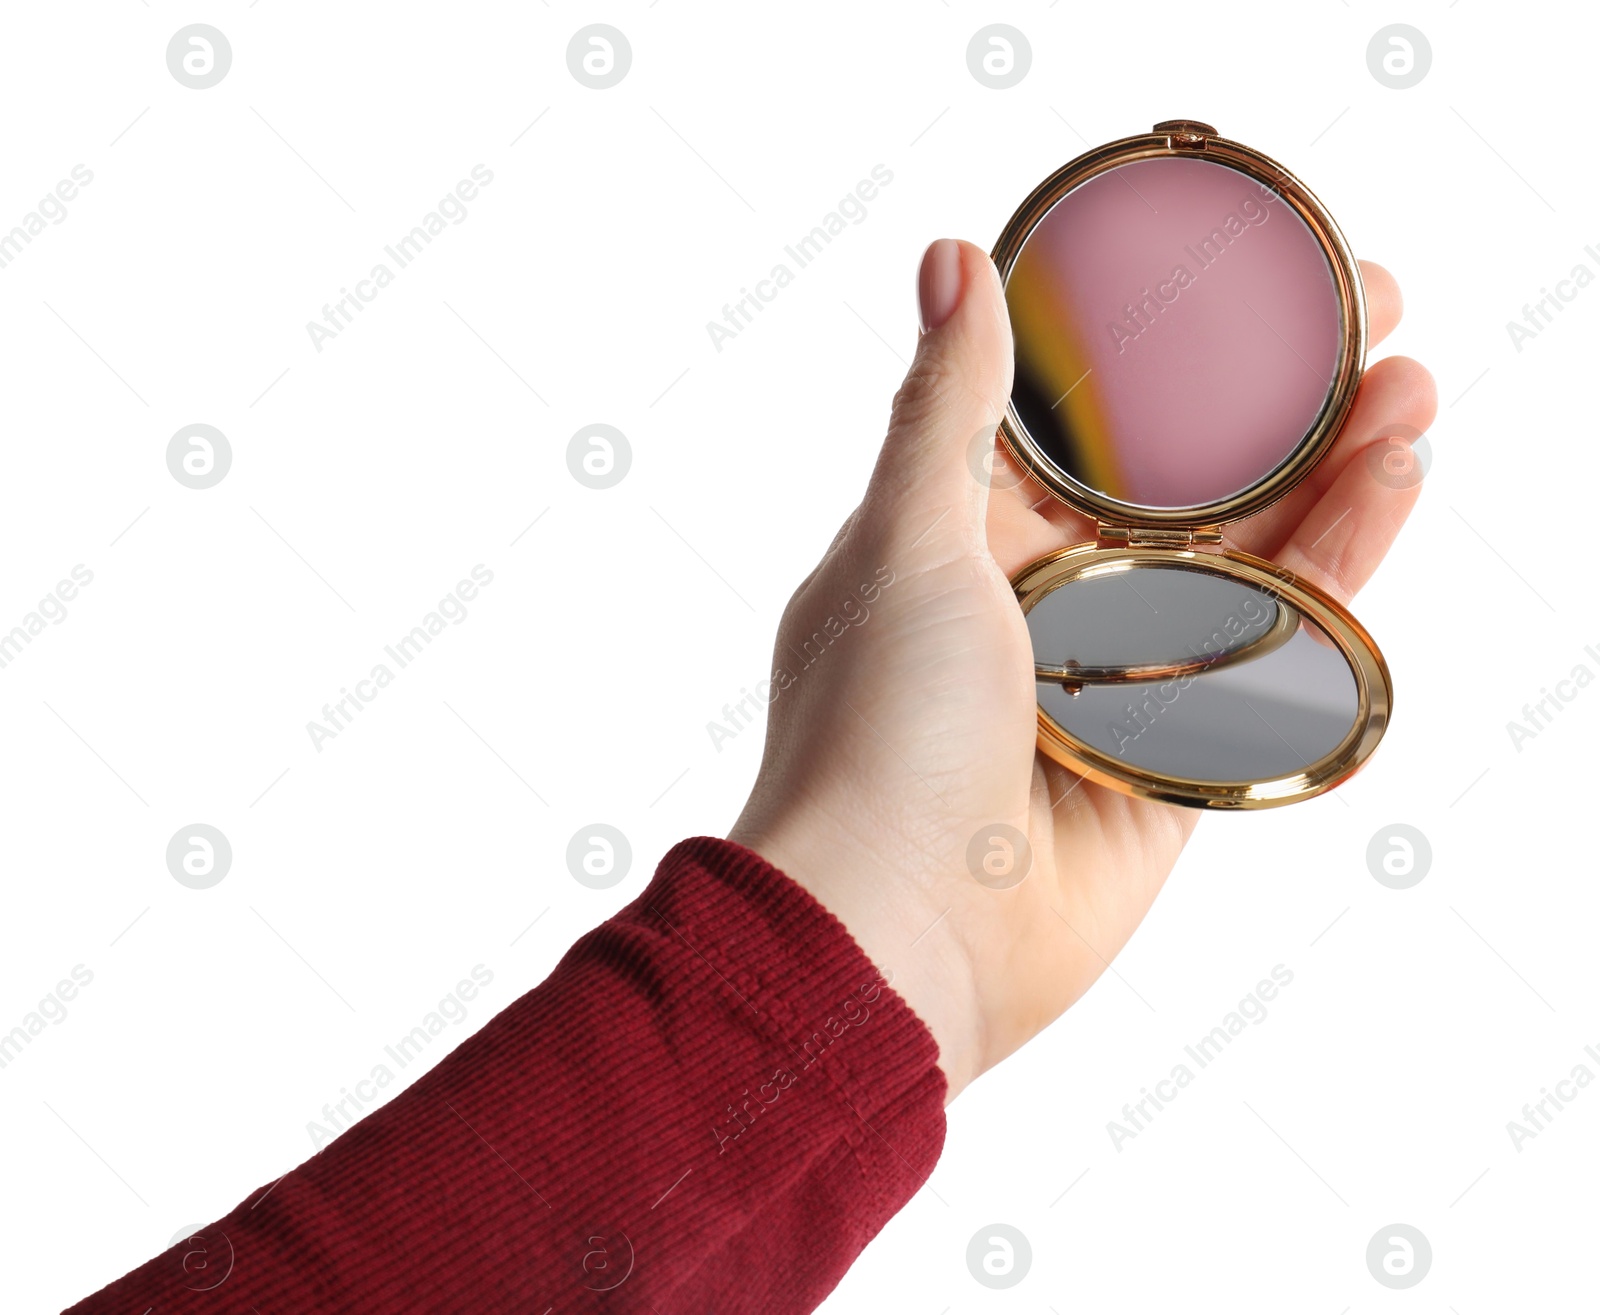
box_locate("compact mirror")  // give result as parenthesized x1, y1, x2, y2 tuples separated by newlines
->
(996, 123, 1389, 808)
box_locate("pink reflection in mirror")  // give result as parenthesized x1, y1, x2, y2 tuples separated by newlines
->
(1006, 155, 1343, 510)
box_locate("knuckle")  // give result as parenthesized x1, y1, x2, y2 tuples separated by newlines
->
(889, 356, 955, 431)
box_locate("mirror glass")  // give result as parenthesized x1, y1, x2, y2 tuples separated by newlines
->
(1028, 562, 1361, 784)
(1026, 564, 1285, 680)
(1006, 154, 1342, 511)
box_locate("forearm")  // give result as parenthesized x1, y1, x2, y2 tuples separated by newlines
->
(68, 839, 946, 1313)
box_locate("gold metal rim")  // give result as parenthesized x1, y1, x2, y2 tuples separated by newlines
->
(1012, 544, 1392, 810)
(991, 127, 1369, 529)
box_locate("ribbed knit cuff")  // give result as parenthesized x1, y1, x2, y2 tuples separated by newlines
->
(625, 837, 948, 1211)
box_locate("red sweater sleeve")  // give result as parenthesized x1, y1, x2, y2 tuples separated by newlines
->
(67, 838, 947, 1313)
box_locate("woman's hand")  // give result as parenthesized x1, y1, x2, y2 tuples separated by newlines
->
(728, 239, 1435, 1101)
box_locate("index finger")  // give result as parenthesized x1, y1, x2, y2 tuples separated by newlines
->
(1361, 259, 1402, 348)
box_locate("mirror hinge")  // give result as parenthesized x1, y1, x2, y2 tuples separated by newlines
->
(1152, 119, 1215, 149)
(1098, 523, 1224, 549)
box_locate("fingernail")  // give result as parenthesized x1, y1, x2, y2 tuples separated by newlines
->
(917, 238, 964, 334)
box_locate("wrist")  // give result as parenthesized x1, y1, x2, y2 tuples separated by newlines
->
(729, 816, 986, 1103)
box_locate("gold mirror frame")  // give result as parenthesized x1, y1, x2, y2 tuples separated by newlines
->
(990, 122, 1369, 530)
(1012, 544, 1393, 810)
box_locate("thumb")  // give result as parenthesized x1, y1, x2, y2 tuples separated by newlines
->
(864, 239, 1015, 544)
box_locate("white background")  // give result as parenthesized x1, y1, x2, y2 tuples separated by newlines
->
(1, 2, 1595, 1311)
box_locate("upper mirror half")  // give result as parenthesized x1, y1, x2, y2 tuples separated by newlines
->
(1005, 155, 1343, 512)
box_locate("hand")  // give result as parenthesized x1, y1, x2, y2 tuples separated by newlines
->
(728, 239, 1435, 1101)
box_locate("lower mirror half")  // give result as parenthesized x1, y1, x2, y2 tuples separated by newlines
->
(1017, 548, 1390, 807)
